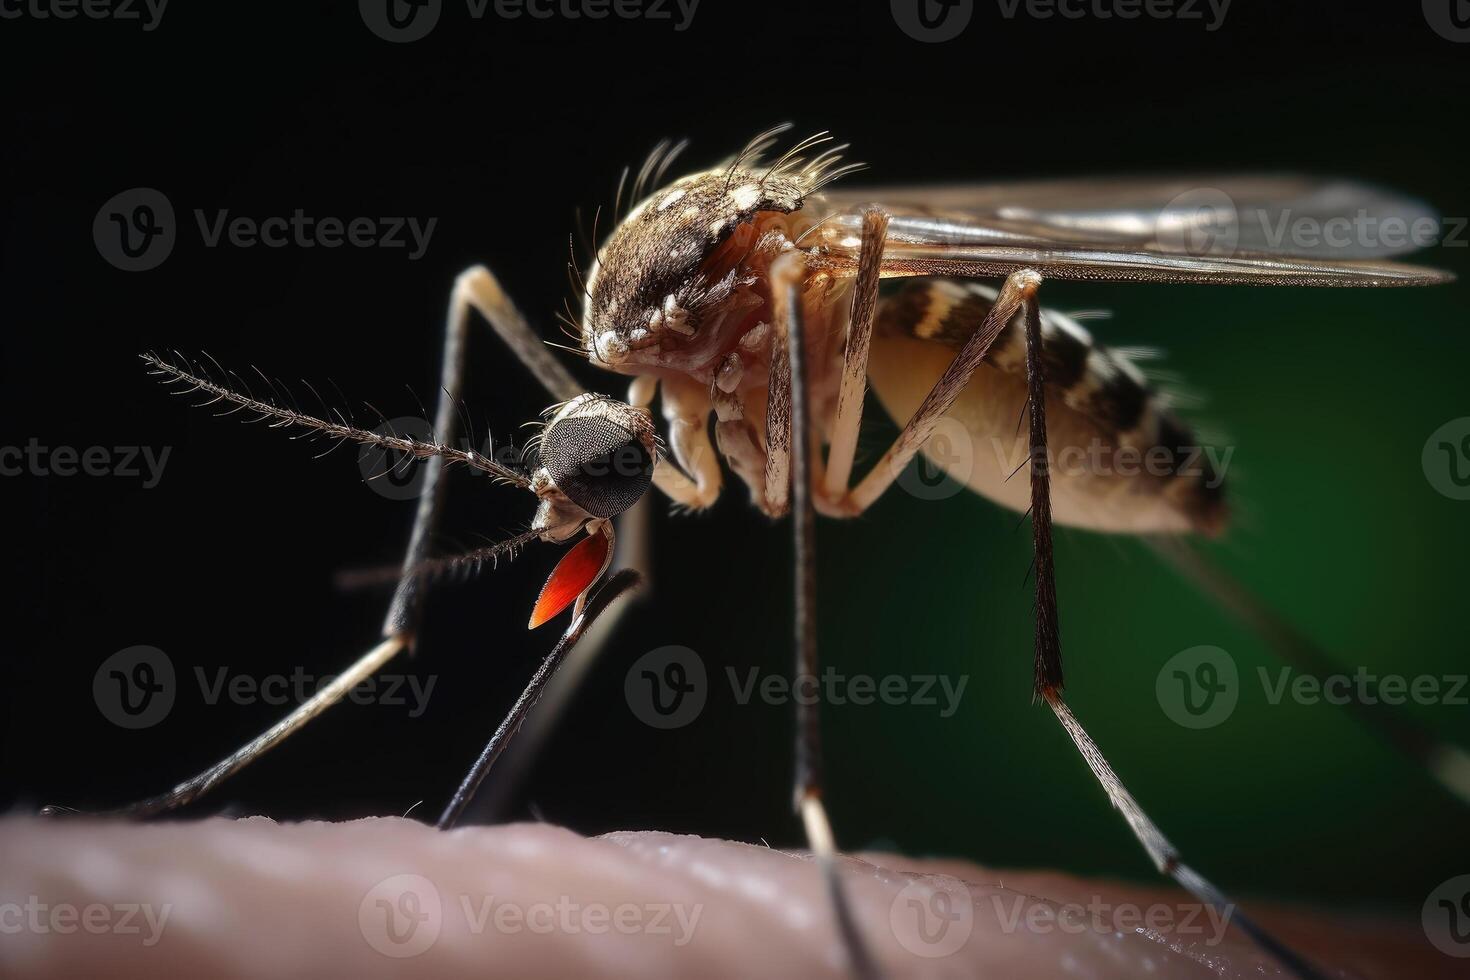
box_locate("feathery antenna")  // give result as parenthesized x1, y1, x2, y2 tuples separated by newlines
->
(141, 351, 531, 489)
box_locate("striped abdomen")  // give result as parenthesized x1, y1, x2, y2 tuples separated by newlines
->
(866, 279, 1227, 536)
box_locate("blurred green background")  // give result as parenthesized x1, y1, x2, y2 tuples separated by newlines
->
(6, 0, 1467, 924)
(819, 268, 1470, 908)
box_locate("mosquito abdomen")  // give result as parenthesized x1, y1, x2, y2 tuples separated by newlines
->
(868, 279, 1228, 536)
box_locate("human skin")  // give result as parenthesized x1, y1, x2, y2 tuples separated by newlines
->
(0, 816, 1451, 979)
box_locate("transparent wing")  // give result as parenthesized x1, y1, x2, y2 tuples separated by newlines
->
(811, 176, 1453, 287)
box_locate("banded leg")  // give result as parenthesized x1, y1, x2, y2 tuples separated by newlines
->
(796, 261, 1331, 977)
(1014, 289, 1330, 980)
(424, 285, 688, 823)
(380, 270, 680, 823)
(62, 267, 502, 817)
(41, 635, 409, 819)
(439, 565, 641, 829)
(56, 266, 595, 818)
(820, 207, 889, 503)
(834, 269, 1043, 516)
(771, 253, 881, 980)
(465, 497, 655, 824)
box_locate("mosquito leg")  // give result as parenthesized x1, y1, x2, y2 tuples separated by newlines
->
(61, 268, 508, 817)
(383, 268, 494, 640)
(459, 264, 705, 509)
(764, 303, 793, 517)
(1147, 535, 1470, 807)
(820, 208, 889, 504)
(1016, 290, 1330, 980)
(464, 497, 655, 824)
(659, 376, 723, 509)
(57, 264, 583, 819)
(840, 268, 1042, 515)
(434, 292, 700, 823)
(772, 253, 881, 980)
(630, 376, 707, 508)
(40, 635, 409, 819)
(438, 568, 641, 830)
(451, 264, 584, 402)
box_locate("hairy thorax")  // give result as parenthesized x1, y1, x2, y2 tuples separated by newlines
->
(581, 168, 854, 510)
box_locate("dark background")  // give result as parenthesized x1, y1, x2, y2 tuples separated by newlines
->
(4, 0, 1468, 921)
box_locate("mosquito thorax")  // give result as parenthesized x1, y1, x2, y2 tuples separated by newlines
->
(528, 394, 658, 539)
(581, 168, 821, 382)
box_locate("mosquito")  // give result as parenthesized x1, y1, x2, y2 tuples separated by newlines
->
(59, 125, 1460, 980)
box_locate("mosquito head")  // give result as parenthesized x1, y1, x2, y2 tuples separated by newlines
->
(577, 128, 864, 374)
(527, 394, 658, 540)
(580, 166, 809, 375)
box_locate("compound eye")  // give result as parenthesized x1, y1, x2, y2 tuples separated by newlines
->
(540, 415, 653, 518)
